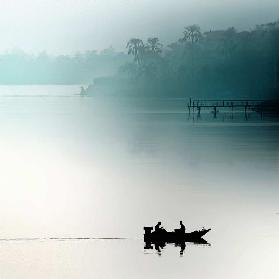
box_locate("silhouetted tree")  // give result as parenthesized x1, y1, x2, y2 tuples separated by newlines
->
(126, 38, 145, 64)
(146, 37, 163, 55)
(181, 24, 202, 44)
(179, 25, 202, 81)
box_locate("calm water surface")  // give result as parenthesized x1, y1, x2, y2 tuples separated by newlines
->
(0, 85, 278, 279)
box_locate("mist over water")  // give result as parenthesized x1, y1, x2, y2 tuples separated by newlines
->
(0, 86, 278, 278)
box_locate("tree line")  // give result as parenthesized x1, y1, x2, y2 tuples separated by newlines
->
(2, 19, 279, 100)
(115, 21, 279, 98)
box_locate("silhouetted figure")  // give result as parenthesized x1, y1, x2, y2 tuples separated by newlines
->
(154, 241, 166, 256)
(154, 242, 161, 255)
(179, 221, 186, 233)
(80, 86, 86, 96)
(155, 222, 162, 232)
(180, 241, 186, 256)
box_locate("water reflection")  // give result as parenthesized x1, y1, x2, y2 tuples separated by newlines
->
(144, 239, 210, 256)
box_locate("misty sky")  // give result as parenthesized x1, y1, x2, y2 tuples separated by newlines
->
(1, 0, 279, 54)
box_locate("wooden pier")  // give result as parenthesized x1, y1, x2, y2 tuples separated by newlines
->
(187, 98, 279, 119)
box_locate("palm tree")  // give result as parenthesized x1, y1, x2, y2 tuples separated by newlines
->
(146, 37, 163, 55)
(180, 25, 202, 82)
(181, 25, 202, 44)
(126, 38, 145, 64)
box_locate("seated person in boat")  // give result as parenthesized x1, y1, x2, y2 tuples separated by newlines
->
(179, 221, 186, 233)
(155, 222, 162, 232)
(154, 222, 167, 234)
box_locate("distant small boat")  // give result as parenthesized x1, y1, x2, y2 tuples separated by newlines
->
(144, 226, 211, 243)
(80, 86, 87, 96)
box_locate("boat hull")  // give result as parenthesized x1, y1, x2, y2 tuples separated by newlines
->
(144, 228, 211, 244)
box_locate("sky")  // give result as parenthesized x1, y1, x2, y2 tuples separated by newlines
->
(0, 0, 279, 54)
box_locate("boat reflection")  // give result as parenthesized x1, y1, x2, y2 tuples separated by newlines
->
(144, 238, 210, 256)
(143, 225, 211, 256)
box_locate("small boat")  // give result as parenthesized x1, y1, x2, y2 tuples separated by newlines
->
(144, 226, 211, 243)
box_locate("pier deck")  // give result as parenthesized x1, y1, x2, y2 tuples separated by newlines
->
(187, 98, 278, 119)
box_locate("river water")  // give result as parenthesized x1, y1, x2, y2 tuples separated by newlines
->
(0, 85, 278, 279)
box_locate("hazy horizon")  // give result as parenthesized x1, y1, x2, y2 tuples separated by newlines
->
(1, 0, 279, 55)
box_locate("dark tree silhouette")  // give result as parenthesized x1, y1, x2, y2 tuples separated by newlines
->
(179, 25, 202, 81)
(146, 37, 163, 55)
(181, 24, 202, 44)
(126, 38, 145, 64)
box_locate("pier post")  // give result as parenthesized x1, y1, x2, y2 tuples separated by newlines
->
(197, 106, 201, 118)
(187, 98, 192, 115)
(245, 102, 248, 120)
(213, 106, 217, 118)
